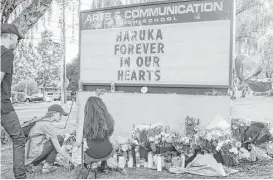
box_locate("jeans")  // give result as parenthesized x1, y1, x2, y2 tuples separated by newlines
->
(1, 111, 27, 179)
(32, 135, 64, 166)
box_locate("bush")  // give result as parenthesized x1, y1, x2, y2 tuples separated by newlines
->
(11, 91, 26, 102)
(16, 92, 26, 102)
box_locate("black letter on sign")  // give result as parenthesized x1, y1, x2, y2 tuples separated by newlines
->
(158, 43, 164, 53)
(139, 70, 145, 81)
(156, 29, 163, 40)
(136, 57, 143, 67)
(116, 32, 122, 42)
(146, 70, 152, 81)
(118, 70, 123, 80)
(128, 44, 134, 54)
(155, 70, 160, 81)
(114, 45, 120, 55)
(131, 71, 137, 81)
(124, 31, 129, 41)
(154, 56, 160, 67)
(148, 29, 154, 40)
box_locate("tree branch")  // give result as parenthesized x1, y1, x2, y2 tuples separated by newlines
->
(1, 0, 26, 23)
(236, 1, 259, 16)
(12, 0, 53, 37)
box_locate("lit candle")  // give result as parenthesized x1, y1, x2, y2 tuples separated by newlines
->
(148, 152, 153, 168)
(157, 154, 162, 172)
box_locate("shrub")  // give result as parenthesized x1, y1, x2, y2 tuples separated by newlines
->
(16, 92, 26, 102)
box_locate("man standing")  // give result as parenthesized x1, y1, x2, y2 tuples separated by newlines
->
(1, 24, 26, 179)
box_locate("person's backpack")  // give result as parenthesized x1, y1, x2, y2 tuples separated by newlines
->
(21, 116, 39, 138)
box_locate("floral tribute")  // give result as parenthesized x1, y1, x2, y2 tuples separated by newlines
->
(54, 117, 273, 171)
(185, 116, 200, 137)
(231, 118, 251, 142)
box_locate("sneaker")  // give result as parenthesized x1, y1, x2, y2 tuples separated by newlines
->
(41, 165, 58, 174)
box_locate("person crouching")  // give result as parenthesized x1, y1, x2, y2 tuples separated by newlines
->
(82, 96, 115, 172)
(25, 104, 75, 174)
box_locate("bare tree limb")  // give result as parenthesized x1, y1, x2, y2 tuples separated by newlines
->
(236, 0, 260, 16)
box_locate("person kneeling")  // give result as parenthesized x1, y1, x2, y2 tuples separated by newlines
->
(25, 104, 75, 174)
(82, 96, 115, 172)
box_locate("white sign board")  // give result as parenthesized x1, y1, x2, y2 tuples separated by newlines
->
(80, 0, 233, 88)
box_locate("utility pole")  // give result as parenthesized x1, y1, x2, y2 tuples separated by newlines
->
(61, 0, 67, 104)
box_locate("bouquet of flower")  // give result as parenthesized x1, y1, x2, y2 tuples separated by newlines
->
(148, 132, 173, 153)
(185, 116, 200, 137)
(216, 139, 241, 165)
(231, 118, 251, 142)
(114, 136, 131, 155)
(64, 130, 76, 145)
(172, 133, 194, 156)
(132, 124, 151, 150)
(191, 128, 233, 154)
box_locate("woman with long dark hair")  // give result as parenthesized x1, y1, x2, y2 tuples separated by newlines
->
(82, 96, 115, 171)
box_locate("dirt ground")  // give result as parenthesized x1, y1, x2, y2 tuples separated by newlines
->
(1, 96, 273, 179)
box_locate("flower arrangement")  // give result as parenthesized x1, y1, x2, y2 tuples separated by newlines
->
(172, 134, 194, 156)
(132, 123, 170, 152)
(185, 116, 200, 137)
(216, 139, 241, 165)
(64, 131, 76, 146)
(132, 124, 151, 150)
(149, 132, 174, 153)
(114, 136, 137, 155)
(231, 118, 251, 142)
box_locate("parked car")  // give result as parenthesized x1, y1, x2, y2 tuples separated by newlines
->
(25, 93, 43, 102)
(53, 92, 75, 101)
(45, 92, 54, 102)
(53, 93, 61, 101)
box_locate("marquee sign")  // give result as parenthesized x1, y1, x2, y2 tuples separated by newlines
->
(79, 0, 233, 88)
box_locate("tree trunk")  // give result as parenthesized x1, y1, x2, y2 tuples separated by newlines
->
(11, 0, 53, 37)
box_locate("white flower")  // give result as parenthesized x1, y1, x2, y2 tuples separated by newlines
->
(205, 133, 212, 141)
(216, 146, 221, 151)
(229, 148, 234, 153)
(236, 141, 242, 148)
(151, 123, 163, 129)
(121, 144, 128, 152)
(149, 137, 155, 142)
(133, 140, 139, 145)
(161, 132, 165, 136)
(218, 141, 224, 147)
(233, 148, 239, 154)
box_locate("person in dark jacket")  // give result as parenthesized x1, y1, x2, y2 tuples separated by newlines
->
(1, 24, 26, 179)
